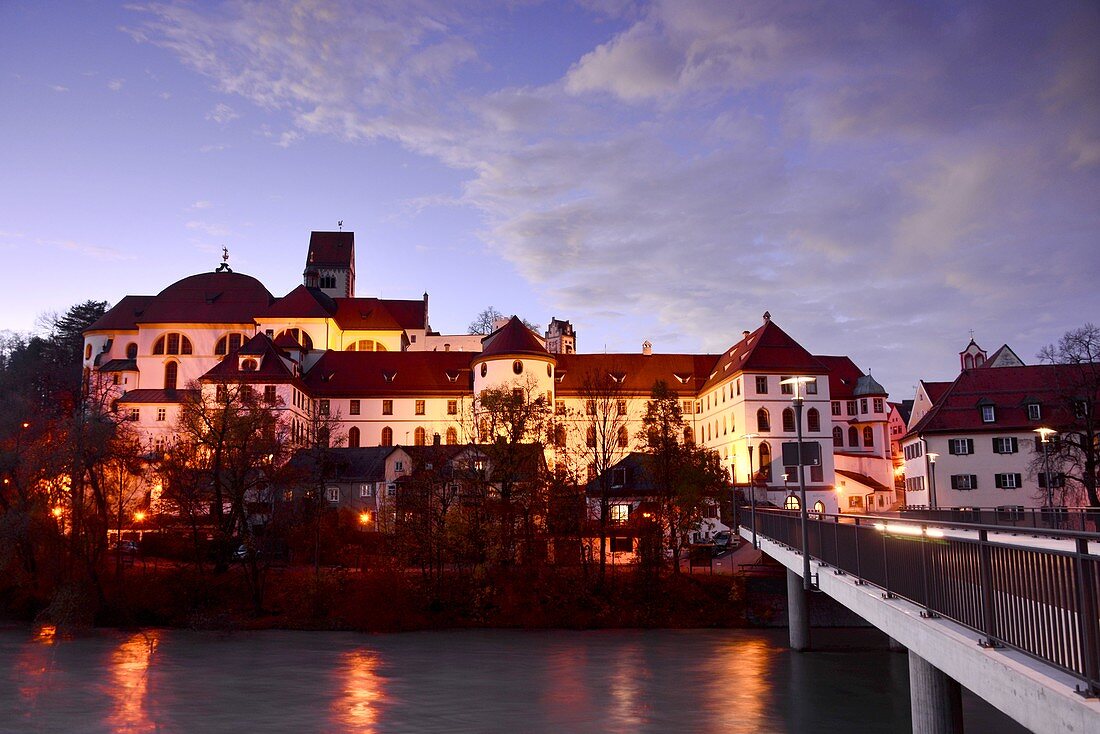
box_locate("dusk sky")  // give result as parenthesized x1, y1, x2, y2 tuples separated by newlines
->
(2, 0, 1097, 398)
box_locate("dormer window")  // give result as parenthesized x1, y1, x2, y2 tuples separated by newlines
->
(383, 370, 397, 383)
(981, 405, 996, 423)
(240, 358, 258, 372)
(612, 468, 627, 487)
(1027, 403, 1041, 421)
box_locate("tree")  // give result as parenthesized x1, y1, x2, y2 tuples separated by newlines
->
(468, 307, 539, 336)
(577, 365, 631, 586)
(1036, 324, 1100, 509)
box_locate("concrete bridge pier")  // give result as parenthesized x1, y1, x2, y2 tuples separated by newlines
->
(888, 636, 906, 652)
(908, 651, 963, 734)
(786, 569, 810, 651)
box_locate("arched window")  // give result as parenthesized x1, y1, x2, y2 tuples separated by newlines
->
(807, 408, 820, 433)
(164, 361, 178, 391)
(784, 494, 800, 510)
(864, 426, 874, 446)
(513, 360, 523, 375)
(782, 408, 796, 432)
(833, 426, 844, 447)
(381, 427, 393, 447)
(480, 363, 488, 378)
(479, 419, 489, 442)
(758, 442, 772, 481)
(813, 500, 826, 514)
(215, 333, 244, 356)
(240, 358, 258, 372)
(617, 425, 629, 448)
(84, 344, 92, 360)
(757, 408, 770, 432)
(318, 427, 330, 448)
(964, 354, 974, 369)
(848, 426, 860, 447)
(126, 343, 138, 360)
(154, 333, 193, 356)
(446, 427, 458, 445)
(683, 426, 694, 445)
(414, 427, 426, 446)
(276, 328, 313, 350)
(348, 427, 360, 448)
(345, 339, 387, 352)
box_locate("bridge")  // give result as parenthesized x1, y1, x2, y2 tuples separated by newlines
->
(739, 508, 1100, 734)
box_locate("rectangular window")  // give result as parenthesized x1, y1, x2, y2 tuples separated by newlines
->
(156, 408, 166, 422)
(387, 483, 396, 497)
(847, 401, 858, 416)
(382, 400, 393, 415)
(216, 384, 228, 402)
(992, 437, 1018, 454)
(1038, 473, 1065, 488)
(805, 379, 818, 395)
(949, 438, 973, 455)
(350, 399, 361, 415)
(682, 400, 693, 415)
(394, 461, 404, 472)
(1027, 403, 1041, 421)
(995, 473, 1022, 489)
(415, 400, 425, 415)
(360, 484, 375, 498)
(810, 465, 823, 483)
(873, 398, 884, 413)
(128, 408, 140, 422)
(860, 398, 869, 413)
(780, 376, 792, 395)
(447, 399, 457, 415)
(319, 399, 330, 416)
(610, 504, 630, 523)
(831, 402, 841, 416)
(848, 496, 864, 509)
(610, 536, 632, 553)
(327, 487, 340, 502)
(617, 399, 627, 416)
(755, 376, 768, 394)
(555, 400, 565, 415)
(586, 400, 596, 415)
(167, 333, 179, 355)
(981, 405, 996, 423)
(695, 401, 701, 414)
(950, 474, 978, 490)
(264, 385, 277, 404)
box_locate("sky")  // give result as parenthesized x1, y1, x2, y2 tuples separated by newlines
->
(1, 0, 1097, 399)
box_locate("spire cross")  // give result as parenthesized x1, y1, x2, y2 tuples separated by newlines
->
(222, 246, 229, 264)
(338, 220, 343, 231)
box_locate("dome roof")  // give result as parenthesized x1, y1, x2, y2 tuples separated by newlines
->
(138, 270, 274, 325)
(476, 316, 550, 360)
(853, 373, 887, 397)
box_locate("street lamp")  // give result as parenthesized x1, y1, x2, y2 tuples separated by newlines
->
(741, 433, 759, 548)
(1035, 428, 1056, 509)
(925, 452, 939, 511)
(780, 376, 815, 592)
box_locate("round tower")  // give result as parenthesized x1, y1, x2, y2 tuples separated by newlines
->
(471, 316, 556, 401)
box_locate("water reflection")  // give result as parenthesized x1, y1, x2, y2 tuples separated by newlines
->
(608, 639, 647, 731)
(705, 635, 775, 731)
(106, 630, 160, 733)
(334, 648, 384, 730)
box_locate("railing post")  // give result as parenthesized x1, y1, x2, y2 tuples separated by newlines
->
(853, 516, 865, 585)
(881, 525, 895, 599)
(817, 514, 827, 568)
(833, 515, 844, 576)
(920, 524, 938, 618)
(1073, 537, 1100, 697)
(977, 528, 1001, 649)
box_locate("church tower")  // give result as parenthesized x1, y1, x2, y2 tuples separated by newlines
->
(959, 338, 987, 370)
(544, 317, 576, 354)
(303, 231, 355, 298)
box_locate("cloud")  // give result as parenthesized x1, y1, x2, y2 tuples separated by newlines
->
(40, 238, 134, 261)
(205, 102, 239, 123)
(185, 220, 232, 238)
(107, 78, 124, 91)
(50, 85, 69, 93)
(128, 0, 1100, 394)
(189, 200, 213, 210)
(198, 143, 229, 153)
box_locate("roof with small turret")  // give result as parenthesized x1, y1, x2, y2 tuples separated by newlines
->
(477, 316, 550, 359)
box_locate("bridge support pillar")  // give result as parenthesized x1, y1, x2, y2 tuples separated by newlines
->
(888, 636, 906, 652)
(908, 651, 963, 734)
(786, 569, 809, 651)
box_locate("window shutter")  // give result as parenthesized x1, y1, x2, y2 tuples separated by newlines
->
(948, 442, 957, 455)
(1013, 473, 1022, 487)
(995, 474, 1003, 488)
(966, 439, 974, 454)
(970, 474, 978, 489)
(992, 437, 1001, 454)
(950, 475, 959, 490)
(1010, 437, 1018, 453)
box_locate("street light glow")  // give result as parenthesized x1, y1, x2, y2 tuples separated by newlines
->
(927, 452, 939, 464)
(133, 511, 146, 522)
(1034, 427, 1056, 441)
(358, 511, 372, 525)
(51, 507, 63, 518)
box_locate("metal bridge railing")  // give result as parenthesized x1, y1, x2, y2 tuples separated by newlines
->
(899, 505, 1100, 534)
(744, 508, 1100, 697)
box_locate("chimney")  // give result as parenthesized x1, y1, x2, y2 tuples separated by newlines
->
(642, 340, 653, 356)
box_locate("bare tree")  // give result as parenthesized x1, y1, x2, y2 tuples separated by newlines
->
(468, 307, 540, 336)
(1036, 324, 1100, 509)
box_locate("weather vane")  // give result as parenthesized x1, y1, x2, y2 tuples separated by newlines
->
(338, 220, 343, 231)
(216, 245, 232, 273)
(222, 246, 230, 263)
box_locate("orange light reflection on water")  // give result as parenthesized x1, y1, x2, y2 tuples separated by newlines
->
(335, 649, 384, 730)
(106, 631, 160, 733)
(608, 641, 647, 731)
(705, 636, 775, 730)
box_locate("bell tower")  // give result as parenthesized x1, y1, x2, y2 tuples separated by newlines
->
(304, 231, 355, 298)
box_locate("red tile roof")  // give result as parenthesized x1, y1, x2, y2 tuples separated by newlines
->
(478, 316, 550, 359)
(262, 285, 336, 319)
(907, 365, 1094, 436)
(702, 318, 827, 392)
(555, 353, 717, 396)
(118, 389, 198, 404)
(201, 334, 297, 383)
(137, 271, 274, 325)
(815, 355, 865, 400)
(922, 380, 952, 404)
(306, 231, 354, 267)
(835, 469, 891, 492)
(85, 295, 155, 332)
(302, 351, 474, 396)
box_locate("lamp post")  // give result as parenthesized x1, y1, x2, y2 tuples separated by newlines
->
(781, 376, 814, 592)
(1035, 428, 1056, 509)
(741, 433, 759, 548)
(926, 452, 939, 511)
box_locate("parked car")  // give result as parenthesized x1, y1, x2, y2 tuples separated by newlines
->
(711, 531, 734, 555)
(111, 540, 139, 555)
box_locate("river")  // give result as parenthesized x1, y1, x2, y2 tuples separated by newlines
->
(0, 625, 1027, 733)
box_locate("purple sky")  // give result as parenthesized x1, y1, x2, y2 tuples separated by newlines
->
(2, 0, 1097, 399)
